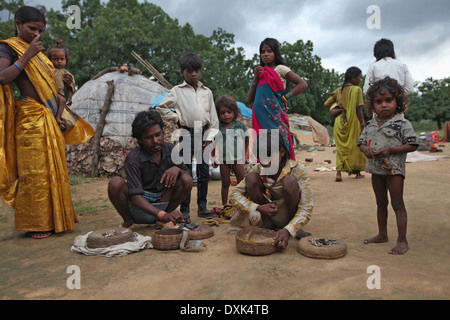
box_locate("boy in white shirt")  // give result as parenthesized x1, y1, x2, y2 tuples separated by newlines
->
(157, 53, 219, 222)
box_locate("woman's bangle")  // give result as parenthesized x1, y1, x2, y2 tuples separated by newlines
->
(285, 92, 294, 100)
(157, 210, 167, 220)
(13, 61, 23, 71)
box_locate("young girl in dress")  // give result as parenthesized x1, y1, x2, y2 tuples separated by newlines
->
(47, 40, 75, 129)
(358, 77, 419, 255)
(247, 38, 308, 160)
(213, 95, 249, 205)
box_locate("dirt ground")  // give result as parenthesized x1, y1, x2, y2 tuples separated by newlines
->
(0, 145, 449, 301)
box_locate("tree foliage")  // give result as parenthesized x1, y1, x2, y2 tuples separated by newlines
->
(408, 77, 450, 129)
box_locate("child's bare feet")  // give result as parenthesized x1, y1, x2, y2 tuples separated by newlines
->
(363, 234, 388, 244)
(389, 241, 409, 255)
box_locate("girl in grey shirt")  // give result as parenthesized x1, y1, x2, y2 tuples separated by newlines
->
(358, 77, 418, 255)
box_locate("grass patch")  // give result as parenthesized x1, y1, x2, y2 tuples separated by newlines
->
(73, 197, 112, 216)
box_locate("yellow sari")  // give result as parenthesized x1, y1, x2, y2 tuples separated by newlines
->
(0, 37, 87, 232)
(325, 85, 366, 173)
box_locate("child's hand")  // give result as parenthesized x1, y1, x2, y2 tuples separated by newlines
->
(361, 145, 375, 159)
(257, 203, 278, 217)
(273, 228, 290, 249)
(374, 147, 391, 158)
(62, 73, 74, 87)
(56, 117, 64, 125)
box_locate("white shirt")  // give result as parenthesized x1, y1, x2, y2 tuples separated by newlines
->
(363, 57, 414, 95)
(158, 80, 219, 142)
(274, 64, 291, 88)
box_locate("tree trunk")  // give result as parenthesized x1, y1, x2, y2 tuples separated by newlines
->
(91, 80, 114, 177)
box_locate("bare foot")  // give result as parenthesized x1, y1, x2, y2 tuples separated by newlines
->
(355, 173, 365, 179)
(389, 241, 409, 255)
(120, 221, 134, 229)
(335, 173, 342, 182)
(363, 234, 388, 244)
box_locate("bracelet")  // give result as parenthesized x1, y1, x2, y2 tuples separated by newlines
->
(13, 62, 23, 71)
(285, 92, 294, 100)
(250, 81, 257, 87)
(157, 210, 167, 220)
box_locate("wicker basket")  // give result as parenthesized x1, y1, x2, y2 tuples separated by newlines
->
(188, 225, 214, 240)
(86, 227, 134, 249)
(297, 235, 347, 259)
(152, 228, 189, 250)
(235, 228, 276, 256)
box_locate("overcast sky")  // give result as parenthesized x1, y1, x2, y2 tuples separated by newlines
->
(10, 0, 450, 83)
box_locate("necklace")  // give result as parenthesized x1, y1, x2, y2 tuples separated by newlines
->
(263, 175, 278, 201)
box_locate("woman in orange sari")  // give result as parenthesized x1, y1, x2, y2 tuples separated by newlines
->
(0, 6, 91, 239)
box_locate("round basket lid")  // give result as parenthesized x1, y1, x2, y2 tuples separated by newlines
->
(297, 235, 347, 259)
(86, 227, 134, 249)
(188, 225, 214, 240)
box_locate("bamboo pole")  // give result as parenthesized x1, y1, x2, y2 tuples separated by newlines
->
(131, 51, 172, 89)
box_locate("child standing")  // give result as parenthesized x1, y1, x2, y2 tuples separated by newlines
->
(46, 40, 76, 129)
(157, 52, 219, 222)
(358, 77, 419, 255)
(247, 38, 308, 161)
(213, 95, 249, 205)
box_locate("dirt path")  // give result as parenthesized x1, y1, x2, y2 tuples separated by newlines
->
(1, 146, 449, 301)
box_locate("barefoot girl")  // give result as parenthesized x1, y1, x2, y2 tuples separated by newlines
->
(358, 77, 418, 254)
(248, 38, 308, 161)
(213, 95, 249, 205)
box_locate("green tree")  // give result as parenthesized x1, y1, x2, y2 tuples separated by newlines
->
(1, 0, 348, 125)
(409, 77, 450, 130)
(279, 40, 342, 125)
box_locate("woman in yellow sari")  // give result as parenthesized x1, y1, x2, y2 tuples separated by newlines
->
(324, 67, 366, 182)
(0, 6, 91, 239)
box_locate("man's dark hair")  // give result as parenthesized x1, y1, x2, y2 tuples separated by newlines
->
(373, 38, 396, 61)
(131, 110, 164, 140)
(179, 52, 202, 72)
